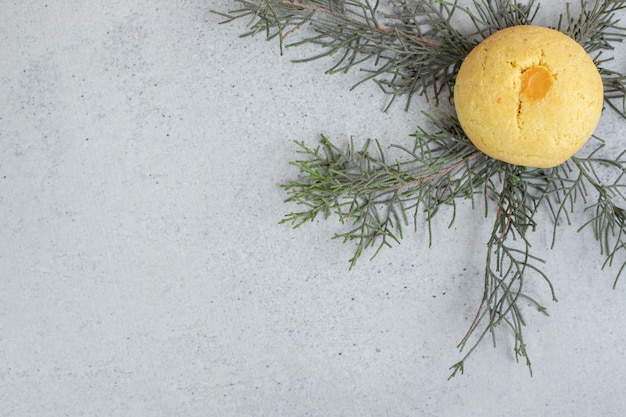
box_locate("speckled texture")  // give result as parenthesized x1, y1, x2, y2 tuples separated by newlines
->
(1, 1, 626, 416)
(454, 25, 604, 168)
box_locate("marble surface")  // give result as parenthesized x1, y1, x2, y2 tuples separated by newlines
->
(2, 1, 626, 416)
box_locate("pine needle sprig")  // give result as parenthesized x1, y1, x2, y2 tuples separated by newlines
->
(558, 0, 626, 53)
(450, 164, 557, 379)
(572, 149, 626, 287)
(280, 114, 486, 269)
(461, 0, 540, 38)
(601, 67, 626, 118)
(533, 141, 626, 287)
(558, 0, 626, 117)
(215, 0, 489, 107)
(283, 114, 563, 377)
(216, 0, 626, 110)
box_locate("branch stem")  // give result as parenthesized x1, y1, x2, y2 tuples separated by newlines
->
(394, 151, 482, 190)
(281, 0, 444, 47)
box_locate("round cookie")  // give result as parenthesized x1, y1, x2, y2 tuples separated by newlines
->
(453, 25, 604, 168)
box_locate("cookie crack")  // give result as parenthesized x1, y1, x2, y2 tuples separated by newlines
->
(515, 68, 523, 135)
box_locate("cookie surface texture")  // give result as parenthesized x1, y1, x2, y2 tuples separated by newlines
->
(453, 25, 604, 168)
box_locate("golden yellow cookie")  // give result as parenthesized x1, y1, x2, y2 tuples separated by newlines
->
(453, 25, 604, 168)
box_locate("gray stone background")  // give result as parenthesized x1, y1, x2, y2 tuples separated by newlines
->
(2, 1, 625, 415)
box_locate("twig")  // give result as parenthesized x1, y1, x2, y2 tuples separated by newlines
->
(394, 151, 482, 190)
(281, 0, 444, 47)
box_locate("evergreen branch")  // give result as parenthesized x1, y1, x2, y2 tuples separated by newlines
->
(558, 0, 626, 53)
(215, 0, 521, 107)
(461, 0, 540, 38)
(533, 139, 626, 287)
(600, 67, 626, 118)
(290, 0, 476, 107)
(217, 1, 626, 111)
(282, 113, 561, 376)
(450, 165, 557, 378)
(558, 0, 626, 117)
(572, 150, 626, 287)
(531, 155, 597, 249)
(281, 113, 487, 268)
